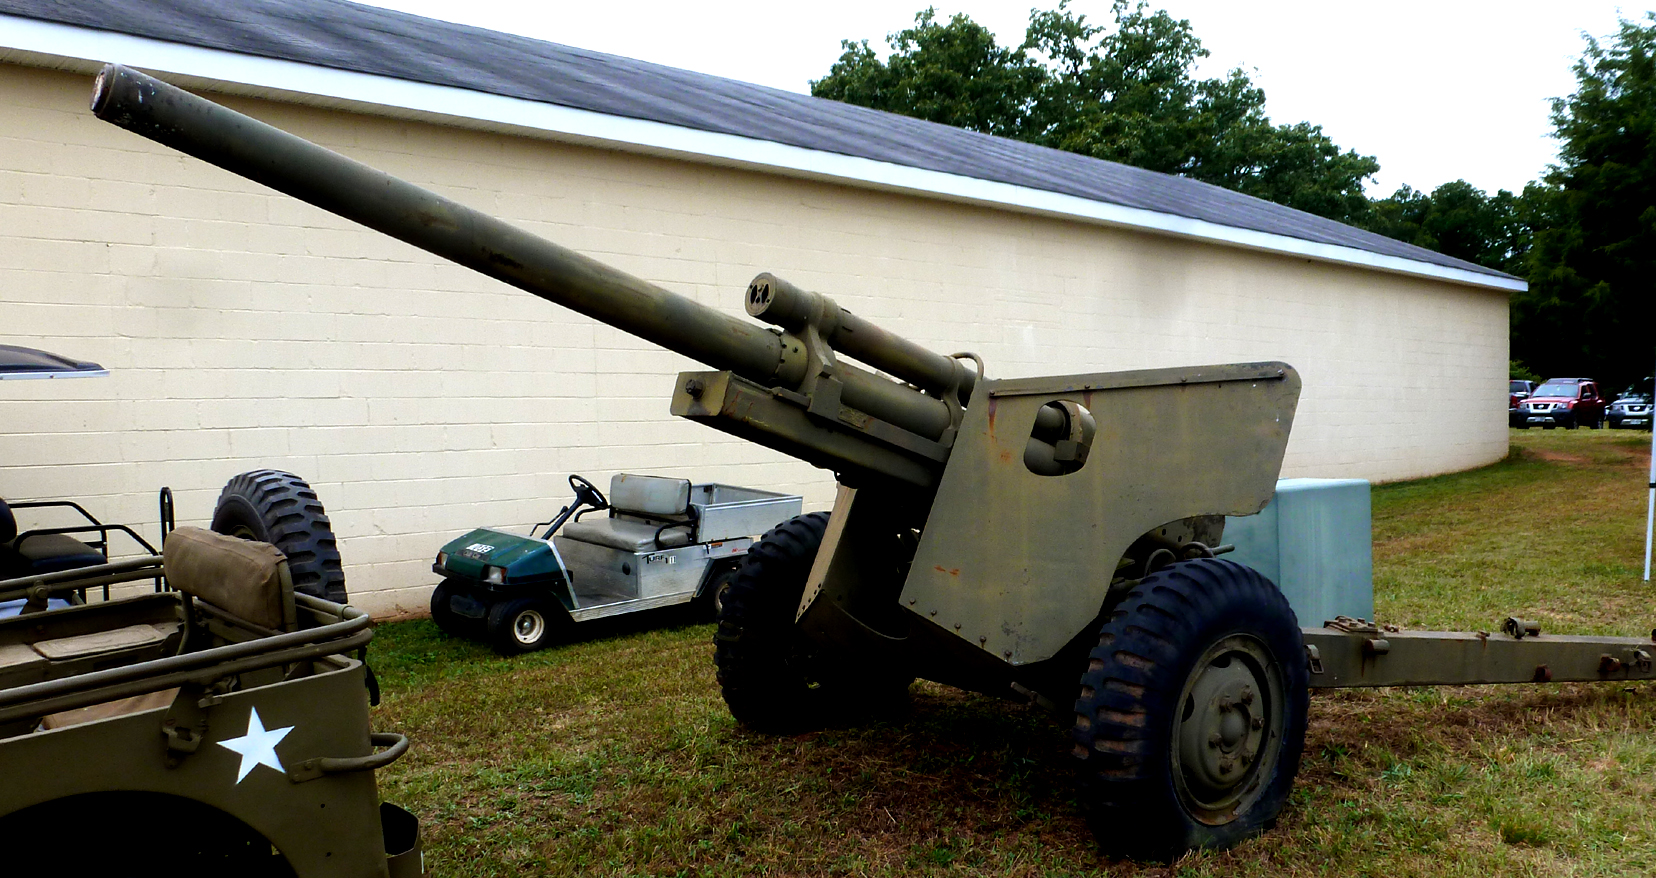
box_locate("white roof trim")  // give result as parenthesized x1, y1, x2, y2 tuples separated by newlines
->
(0, 14, 1524, 293)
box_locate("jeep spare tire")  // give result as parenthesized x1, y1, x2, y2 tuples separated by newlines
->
(211, 470, 347, 603)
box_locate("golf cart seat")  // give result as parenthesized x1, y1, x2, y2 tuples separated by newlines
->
(562, 474, 696, 552)
(0, 498, 106, 580)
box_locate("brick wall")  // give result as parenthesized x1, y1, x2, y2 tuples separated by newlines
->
(0, 64, 1509, 615)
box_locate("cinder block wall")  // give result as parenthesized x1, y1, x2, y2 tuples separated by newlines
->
(0, 64, 1509, 615)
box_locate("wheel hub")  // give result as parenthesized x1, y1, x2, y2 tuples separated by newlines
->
(1172, 634, 1284, 823)
(513, 609, 546, 645)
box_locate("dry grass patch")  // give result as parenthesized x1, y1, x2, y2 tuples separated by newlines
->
(369, 429, 1656, 876)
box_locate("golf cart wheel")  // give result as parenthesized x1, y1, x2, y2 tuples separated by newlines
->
(430, 578, 481, 638)
(714, 512, 908, 733)
(1072, 558, 1308, 860)
(701, 563, 739, 620)
(486, 596, 563, 656)
(211, 470, 346, 603)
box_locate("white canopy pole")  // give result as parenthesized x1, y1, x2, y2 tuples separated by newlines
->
(1645, 468, 1654, 582)
(1646, 360, 1655, 581)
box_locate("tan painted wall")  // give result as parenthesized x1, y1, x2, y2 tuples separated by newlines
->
(0, 65, 1509, 615)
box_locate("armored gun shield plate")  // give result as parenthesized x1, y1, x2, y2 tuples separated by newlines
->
(900, 362, 1300, 665)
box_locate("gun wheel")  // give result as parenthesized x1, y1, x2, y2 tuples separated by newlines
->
(714, 512, 908, 732)
(211, 470, 346, 603)
(1072, 558, 1308, 859)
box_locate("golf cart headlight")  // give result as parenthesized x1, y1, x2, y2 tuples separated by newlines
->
(484, 565, 506, 585)
(435, 551, 449, 570)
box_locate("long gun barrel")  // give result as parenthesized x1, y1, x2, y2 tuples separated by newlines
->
(91, 65, 972, 485)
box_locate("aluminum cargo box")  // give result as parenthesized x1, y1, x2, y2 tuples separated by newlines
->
(689, 484, 803, 543)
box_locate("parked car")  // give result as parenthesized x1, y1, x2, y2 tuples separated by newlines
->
(1511, 378, 1607, 429)
(1509, 379, 1536, 410)
(1607, 393, 1653, 430)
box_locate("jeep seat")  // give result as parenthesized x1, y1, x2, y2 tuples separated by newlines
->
(561, 474, 696, 552)
(34, 528, 294, 731)
(162, 526, 297, 633)
(0, 498, 107, 580)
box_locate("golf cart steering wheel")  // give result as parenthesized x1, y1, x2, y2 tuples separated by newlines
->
(568, 474, 608, 511)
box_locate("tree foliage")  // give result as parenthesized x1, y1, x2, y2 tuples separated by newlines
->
(812, 2, 1379, 224)
(1513, 14, 1656, 390)
(813, 10, 1043, 139)
(1363, 180, 1531, 273)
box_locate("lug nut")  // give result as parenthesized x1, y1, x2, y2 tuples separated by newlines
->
(1208, 732, 1222, 748)
(1251, 716, 1264, 730)
(1240, 686, 1255, 705)
(1219, 759, 1235, 773)
(1217, 695, 1233, 712)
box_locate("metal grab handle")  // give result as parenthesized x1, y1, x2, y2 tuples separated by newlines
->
(287, 732, 410, 783)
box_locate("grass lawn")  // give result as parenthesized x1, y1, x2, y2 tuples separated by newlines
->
(368, 429, 1656, 876)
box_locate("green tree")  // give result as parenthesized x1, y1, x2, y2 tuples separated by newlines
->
(811, 2, 1379, 225)
(1514, 15, 1656, 389)
(1364, 180, 1529, 272)
(812, 9, 1044, 140)
(1023, 3, 1378, 223)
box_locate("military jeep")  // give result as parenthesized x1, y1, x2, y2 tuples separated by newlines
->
(0, 527, 421, 876)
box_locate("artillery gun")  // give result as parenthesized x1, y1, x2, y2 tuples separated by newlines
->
(88, 65, 1656, 858)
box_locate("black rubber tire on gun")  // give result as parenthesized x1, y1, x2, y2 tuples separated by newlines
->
(714, 511, 908, 732)
(1072, 558, 1309, 859)
(210, 470, 347, 604)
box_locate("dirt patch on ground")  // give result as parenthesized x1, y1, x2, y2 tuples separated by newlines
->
(1520, 437, 1648, 468)
(1527, 448, 1590, 464)
(1607, 439, 1654, 464)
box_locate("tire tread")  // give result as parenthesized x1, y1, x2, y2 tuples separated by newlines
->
(1072, 558, 1309, 859)
(211, 469, 346, 603)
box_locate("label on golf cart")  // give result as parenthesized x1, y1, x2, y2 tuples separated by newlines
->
(459, 543, 496, 559)
(644, 552, 676, 565)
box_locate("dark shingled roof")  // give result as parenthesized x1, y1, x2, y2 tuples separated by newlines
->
(0, 0, 1511, 280)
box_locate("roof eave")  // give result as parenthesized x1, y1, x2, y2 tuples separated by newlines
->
(0, 13, 1526, 294)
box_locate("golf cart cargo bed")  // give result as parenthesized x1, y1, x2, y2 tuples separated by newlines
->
(690, 483, 806, 543)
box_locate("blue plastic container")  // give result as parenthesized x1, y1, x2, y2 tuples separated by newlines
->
(1224, 478, 1373, 627)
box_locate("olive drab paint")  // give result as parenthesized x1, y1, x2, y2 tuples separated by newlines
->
(84, 64, 1656, 858)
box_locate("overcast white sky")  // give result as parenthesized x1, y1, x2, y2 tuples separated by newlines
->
(360, 0, 1645, 197)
